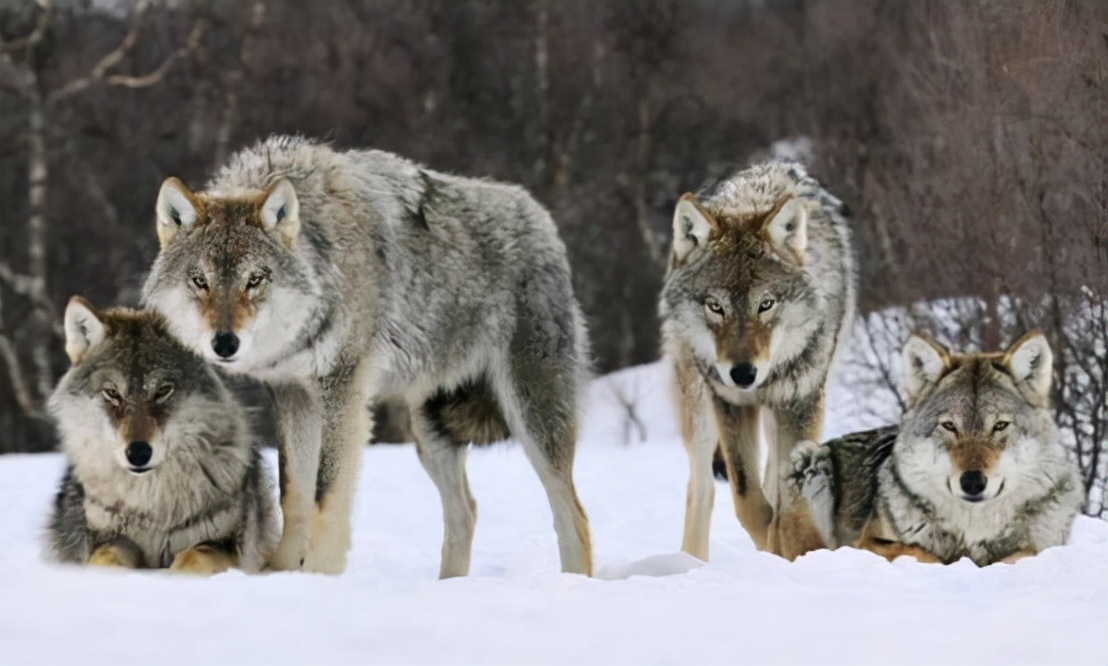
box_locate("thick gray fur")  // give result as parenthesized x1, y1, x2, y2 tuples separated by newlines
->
(142, 135, 593, 576)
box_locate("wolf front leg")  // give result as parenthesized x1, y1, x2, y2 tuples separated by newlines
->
(715, 399, 773, 552)
(675, 371, 719, 561)
(768, 396, 826, 559)
(270, 381, 323, 572)
(302, 360, 371, 575)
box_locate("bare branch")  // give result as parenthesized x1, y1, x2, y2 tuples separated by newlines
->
(0, 0, 51, 54)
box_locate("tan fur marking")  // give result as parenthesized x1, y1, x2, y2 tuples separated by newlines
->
(118, 407, 157, 445)
(948, 438, 1002, 473)
(714, 317, 771, 366)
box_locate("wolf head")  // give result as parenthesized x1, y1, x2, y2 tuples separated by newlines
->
(50, 298, 234, 476)
(896, 331, 1058, 505)
(141, 177, 321, 373)
(661, 189, 821, 394)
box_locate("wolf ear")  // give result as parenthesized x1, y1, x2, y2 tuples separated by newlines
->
(672, 193, 718, 266)
(259, 178, 300, 246)
(63, 296, 106, 365)
(764, 197, 810, 265)
(1003, 331, 1053, 399)
(156, 177, 199, 248)
(902, 333, 951, 400)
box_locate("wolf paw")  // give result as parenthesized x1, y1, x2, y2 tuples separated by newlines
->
(87, 544, 138, 568)
(169, 545, 235, 576)
(268, 536, 308, 572)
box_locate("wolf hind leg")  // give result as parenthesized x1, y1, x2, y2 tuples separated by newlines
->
(304, 360, 372, 575)
(715, 400, 773, 551)
(494, 359, 592, 576)
(412, 403, 477, 579)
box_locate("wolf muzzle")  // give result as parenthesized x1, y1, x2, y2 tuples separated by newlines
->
(959, 470, 988, 501)
(730, 363, 757, 388)
(126, 440, 153, 472)
(212, 331, 240, 359)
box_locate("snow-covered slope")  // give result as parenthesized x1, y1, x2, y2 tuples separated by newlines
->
(1, 363, 1104, 665)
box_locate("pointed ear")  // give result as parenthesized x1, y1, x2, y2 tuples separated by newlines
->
(1003, 331, 1053, 399)
(156, 177, 199, 248)
(671, 193, 718, 266)
(259, 178, 300, 245)
(763, 197, 810, 264)
(902, 332, 952, 400)
(63, 296, 106, 365)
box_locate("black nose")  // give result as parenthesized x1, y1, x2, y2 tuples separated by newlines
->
(730, 363, 758, 387)
(212, 331, 239, 358)
(960, 470, 988, 496)
(126, 441, 153, 467)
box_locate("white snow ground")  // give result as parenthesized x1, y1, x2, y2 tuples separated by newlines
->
(1, 362, 1105, 666)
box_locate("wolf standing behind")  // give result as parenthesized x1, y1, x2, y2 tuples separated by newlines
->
(142, 135, 593, 576)
(789, 332, 1083, 565)
(48, 298, 277, 573)
(660, 161, 856, 560)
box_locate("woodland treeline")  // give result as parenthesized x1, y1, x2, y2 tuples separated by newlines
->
(1, 0, 1104, 512)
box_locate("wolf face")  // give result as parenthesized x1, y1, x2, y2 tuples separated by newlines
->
(895, 331, 1057, 507)
(661, 192, 822, 398)
(50, 297, 229, 476)
(142, 177, 322, 374)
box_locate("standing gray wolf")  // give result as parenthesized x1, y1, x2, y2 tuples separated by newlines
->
(787, 332, 1084, 565)
(47, 297, 278, 574)
(659, 161, 856, 561)
(142, 135, 593, 577)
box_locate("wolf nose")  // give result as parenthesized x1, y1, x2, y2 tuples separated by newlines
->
(126, 441, 153, 467)
(960, 470, 988, 496)
(212, 331, 239, 358)
(730, 363, 757, 388)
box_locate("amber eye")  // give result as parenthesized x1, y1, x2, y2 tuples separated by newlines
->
(704, 297, 724, 315)
(940, 421, 958, 433)
(759, 298, 776, 313)
(993, 421, 1010, 433)
(246, 273, 266, 290)
(191, 275, 208, 291)
(154, 384, 175, 403)
(101, 387, 122, 405)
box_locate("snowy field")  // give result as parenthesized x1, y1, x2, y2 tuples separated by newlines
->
(1, 362, 1105, 665)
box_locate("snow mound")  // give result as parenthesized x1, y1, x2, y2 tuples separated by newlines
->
(594, 552, 706, 581)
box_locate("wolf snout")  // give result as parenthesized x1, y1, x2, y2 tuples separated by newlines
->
(212, 331, 240, 359)
(959, 470, 988, 500)
(125, 440, 153, 470)
(730, 363, 757, 388)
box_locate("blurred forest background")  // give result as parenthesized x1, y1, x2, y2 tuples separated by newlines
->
(1, 0, 1105, 512)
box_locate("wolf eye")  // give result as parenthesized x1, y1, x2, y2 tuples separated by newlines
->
(940, 421, 958, 434)
(154, 384, 175, 403)
(246, 273, 266, 290)
(704, 297, 724, 315)
(759, 298, 776, 313)
(101, 388, 122, 405)
(191, 275, 208, 291)
(993, 421, 1010, 433)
